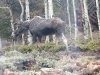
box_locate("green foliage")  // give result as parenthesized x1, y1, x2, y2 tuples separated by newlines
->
(0, 8, 12, 39)
(0, 0, 44, 40)
(0, 50, 30, 71)
(40, 43, 56, 51)
(5, 50, 23, 57)
(20, 71, 31, 75)
(4, 45, 19, 52)
(0, 19, 12, 39)
(18, 45, 34, 53)
(0, 49, 59, 71)
(5, 63, 17, 71)
(37, 58, 55, 68)
(5, 46, 12, 51)
(80, 40, 100, 51)
(40, 42, 65, 52)
(97, 72, 100, 75)
(0, 62, 17, 71)
(35, 50, 58, 69)
(4, 42, 66, 54)
(87, 41, 98, 50)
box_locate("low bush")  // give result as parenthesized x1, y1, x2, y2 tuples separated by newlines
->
(18, 45, 34, 53)
(3, 42, 66, 53)
(0, 49, 59, 71)
(5, 46, 12, 51)
(80, 40, 100, 51)
(17, 43, 65, 53)
(37, 58, 56, 68)
(40, 42, 65, 52)
(4, 45, 20, 51)
(97, 72, 100, 75)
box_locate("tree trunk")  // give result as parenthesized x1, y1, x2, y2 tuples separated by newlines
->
(82, 0, 88, 39)
(48, 0, 55, 43)
(72, 0, 78, 41)
(25, 0, 33, 45)
(25, 0, 30, 21)
(45, 0, 55, 43)
(18, 0, 24, 21)
(82, 0, 93, 40)
(18, 0, 25, 45)
(44, 0, 48, 19)
(8, 7, 15, 45)
(66, 0, 71, 38)
(0, 36, 2, 48)
(44, 0, 50, 43)
(83, 0, 93, 40)
(48, 0, 53, 18)
(96, 0, 100, 34)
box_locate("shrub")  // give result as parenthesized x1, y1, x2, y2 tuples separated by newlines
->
(18, 45, 34, 53)
(3, 42, 66, 53)
(34, 50, 59, 69)
(0, 48, 60, 71)
(20, 71, 31, 75)
(4, 45, 20, 52)
(87, 41, 98, 51)
(80, 40, 100, 51)
(5, 46, 12, 51)
(5, 50, 23, 57)
(37, 58, 56, 68)
(20, 70, 38, 75)
(0, 58, 17, 71)
(40, 42, 65, 52)
(5, 62, 17, 71)
(97, 72, 100, 75)
(40, 43, 56, 51)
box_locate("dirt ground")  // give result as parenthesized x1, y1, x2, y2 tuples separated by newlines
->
(55, 49, 100, 75)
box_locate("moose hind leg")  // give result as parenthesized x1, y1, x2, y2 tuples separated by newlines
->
(37, 36, 43, 52)
(61, 33, 69, 54)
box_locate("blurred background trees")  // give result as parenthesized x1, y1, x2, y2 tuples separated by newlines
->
(0, 0, 100, 47)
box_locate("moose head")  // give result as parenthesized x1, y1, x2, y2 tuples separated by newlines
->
(12, 21, 30, 39)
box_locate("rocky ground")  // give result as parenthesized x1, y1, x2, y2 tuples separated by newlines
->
(56, 51, 100, 75)
(0, 47, 100, 75)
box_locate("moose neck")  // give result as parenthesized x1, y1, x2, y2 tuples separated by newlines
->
(22, 21, 30, 29)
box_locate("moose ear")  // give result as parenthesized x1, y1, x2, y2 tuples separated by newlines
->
(14, 22, 18, 25)
(14, 19, 18, 25)
(14, 19, 21, 25)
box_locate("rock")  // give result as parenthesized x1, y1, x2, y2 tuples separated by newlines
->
(4, 69, 14, 75)
(69, 45, 82, 52)
(13, 72, 22, 75)
(14, 60, 36, 70)
(0, 68, 4, 75)
(14, 61, 24, 71)
(40, 68, 66, 75)
(92, 65, 100, 72)
(70, 53, 79, 59)
(74, 46, 82, 52)
(79, 68, 93, 75)
(0, 50, 5, 56)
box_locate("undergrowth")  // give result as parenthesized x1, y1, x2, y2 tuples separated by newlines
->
(80, 40, 100, 51)
(0, 50, 59, 71)
(4, 42, 66, 53)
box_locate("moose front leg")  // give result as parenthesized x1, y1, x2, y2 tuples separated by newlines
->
(33, 35, 42, 52)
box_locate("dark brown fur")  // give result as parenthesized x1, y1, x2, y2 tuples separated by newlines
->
(14, 16, 65, 43)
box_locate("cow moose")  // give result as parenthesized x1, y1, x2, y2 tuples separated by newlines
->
(12, 16, 68, 51)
